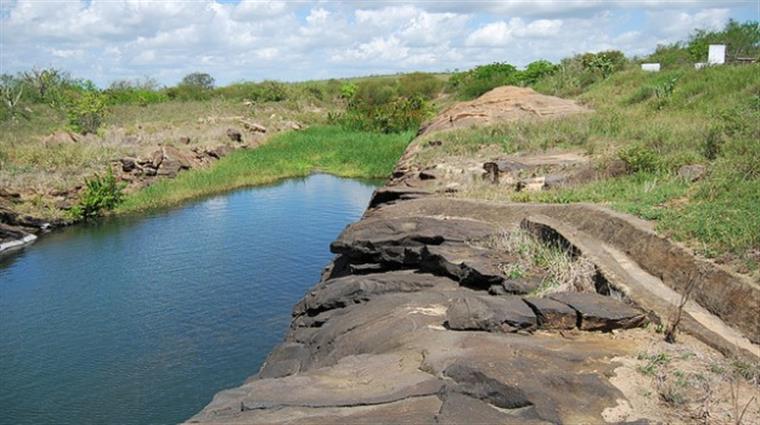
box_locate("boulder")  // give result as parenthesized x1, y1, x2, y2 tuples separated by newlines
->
(226, 128, 243, 142)
(150, 150, 164, 168)
(446, 295, 536, 332)
(549, 292, 646, 331)
(179, 136, 191, 145)
(206, 145, 232, 159)
(162, 146, 192, 170)
(120, 157, 137, 172)
(523, 297, 578, 330)
(678, 164, 706, 182)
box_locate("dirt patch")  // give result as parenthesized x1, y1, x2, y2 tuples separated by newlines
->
(419, 86, 591, 136)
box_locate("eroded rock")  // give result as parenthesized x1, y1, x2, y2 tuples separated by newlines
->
(549, 292, 646, 331)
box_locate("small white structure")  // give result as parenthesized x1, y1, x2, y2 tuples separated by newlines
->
(695, 62, 707, 70)
(708, 44, 726, 65)
(641, 63, 661, 72)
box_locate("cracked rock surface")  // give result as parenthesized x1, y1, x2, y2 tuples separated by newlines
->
(187, 206, 649, 424)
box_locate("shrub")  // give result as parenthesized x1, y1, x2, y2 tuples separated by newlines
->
(619, 144, 661, 173)
(248, 81, 289, 102)
(330, 92, 431, 134)
(180, 72, 215, 90)
(448, 62, 520, 99)
(398, 72, 442, 99)
(66, 90, 108, 134)
(70, 168, 126, 220)
(520, 60, 559, 85)
(581, 50, 627, 78)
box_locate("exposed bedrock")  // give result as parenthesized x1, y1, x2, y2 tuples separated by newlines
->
(189, 205, 662, 424)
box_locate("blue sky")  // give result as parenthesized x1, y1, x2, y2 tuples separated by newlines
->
(1, 0, 757, 86)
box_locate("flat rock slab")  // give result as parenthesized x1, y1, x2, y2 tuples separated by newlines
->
(446, 295, 536, 332)
(190, 352, 443, 419)
(331, 216, 497, 255)
(524, 297, 578, 330)
(549, 292, 646, 331)
(295, 271, 458, 317)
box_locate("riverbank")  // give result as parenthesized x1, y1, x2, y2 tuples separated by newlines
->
(117, 126, 413, 213)
(189, 85, 759, 424)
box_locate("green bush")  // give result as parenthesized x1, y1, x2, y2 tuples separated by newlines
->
(66, 90, 108, 134)
(398, 72, 442, 99)
(248, 81, 289, 102)
(520, 60, 559, 85)
(581, 50, 627, 78)
(448, 62, 520, 99)
(70, 168, 126, 220)
(619, 144, 661, 173)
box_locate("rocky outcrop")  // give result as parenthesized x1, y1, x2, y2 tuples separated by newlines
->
(189, 87, 758, 424)
(188, 202, 654, 424)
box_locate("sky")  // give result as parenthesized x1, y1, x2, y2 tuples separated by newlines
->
(0, 0, 758, 87)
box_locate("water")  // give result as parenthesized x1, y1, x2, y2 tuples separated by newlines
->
(0, 174, 379, 425)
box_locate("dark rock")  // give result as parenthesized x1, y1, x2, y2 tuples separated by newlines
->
(426, 140, 443, 147)
(446, 295, 536, 332)
(436, 393, 546, 425)
(179, 136, 191, 145)
(488, 284, 508, 295)
(443, 363, 532, 409)
(157, 160, 181, 177)
(367, 186, 431, 209)
(523, 297, 578, 330)
(163, 146, 192, 170)
(295, 271, 455, 317)
(206, 145, 232, 159)
(549, 292, 646, 331)
(226, 128, 243, 142)
(143, 166, 157, 177)
(120, 157, 137, 172)
(678, 164, 706, 182)
(0, 188, 21, 201)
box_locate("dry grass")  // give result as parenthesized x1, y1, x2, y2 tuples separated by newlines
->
(473, 229, 596, 295)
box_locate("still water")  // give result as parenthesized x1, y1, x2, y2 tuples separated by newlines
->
(0, 174, 379, 425)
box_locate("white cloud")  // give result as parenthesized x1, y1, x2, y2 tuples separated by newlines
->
(0, 1, 749, 85)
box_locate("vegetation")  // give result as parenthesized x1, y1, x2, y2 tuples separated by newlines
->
(69, 169, 125, 220)
(422, 61, 760, 271)
(117, 126, 413, 213)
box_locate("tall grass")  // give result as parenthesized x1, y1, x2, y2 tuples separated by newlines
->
(419, 64, 760, 270)
(117, 126, 413, 213)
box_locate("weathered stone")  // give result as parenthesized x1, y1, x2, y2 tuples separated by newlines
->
(120, 157, 137, 172)
(163, 146, 192, 170)
(227, 128, 243, 142)
(443, 363, 532, 409)
(549, 292, 646, 331)
(295, 271, 456, 317)
(678, 164, 706, 182)
(179, 136, 191, 144)
(206, 145, 232, 159)
(446, 295, 536, 332)
(150, 149, 164, 168)
(256, 342, 310, 379)
(523, 297, 578, 330)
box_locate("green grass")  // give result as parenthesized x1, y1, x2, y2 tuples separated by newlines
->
(417, 64, 760, 271)
(117, 126, 413, 213)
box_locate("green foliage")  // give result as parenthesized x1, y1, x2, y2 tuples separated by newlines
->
(447, 62, 520, 99)
(340, 82, 358, 100)
(397, 72, 442, 99)
(580, 50, 627, 77)
(66, 91, 109, 134)
(248, 80, 289, 102)
(70, 168, 126, 220)
(180, 72, 215, 90)
(687, 19, 760, 61)
(104, 78, 167, 106)
(521, 60, 559, 85)
(619, 144, 661, 173)
(118, 126, 413, 212)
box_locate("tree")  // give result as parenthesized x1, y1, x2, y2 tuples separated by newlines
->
(180, 72, 215, 89)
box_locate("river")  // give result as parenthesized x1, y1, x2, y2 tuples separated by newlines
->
(0, 174, 379, 425)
